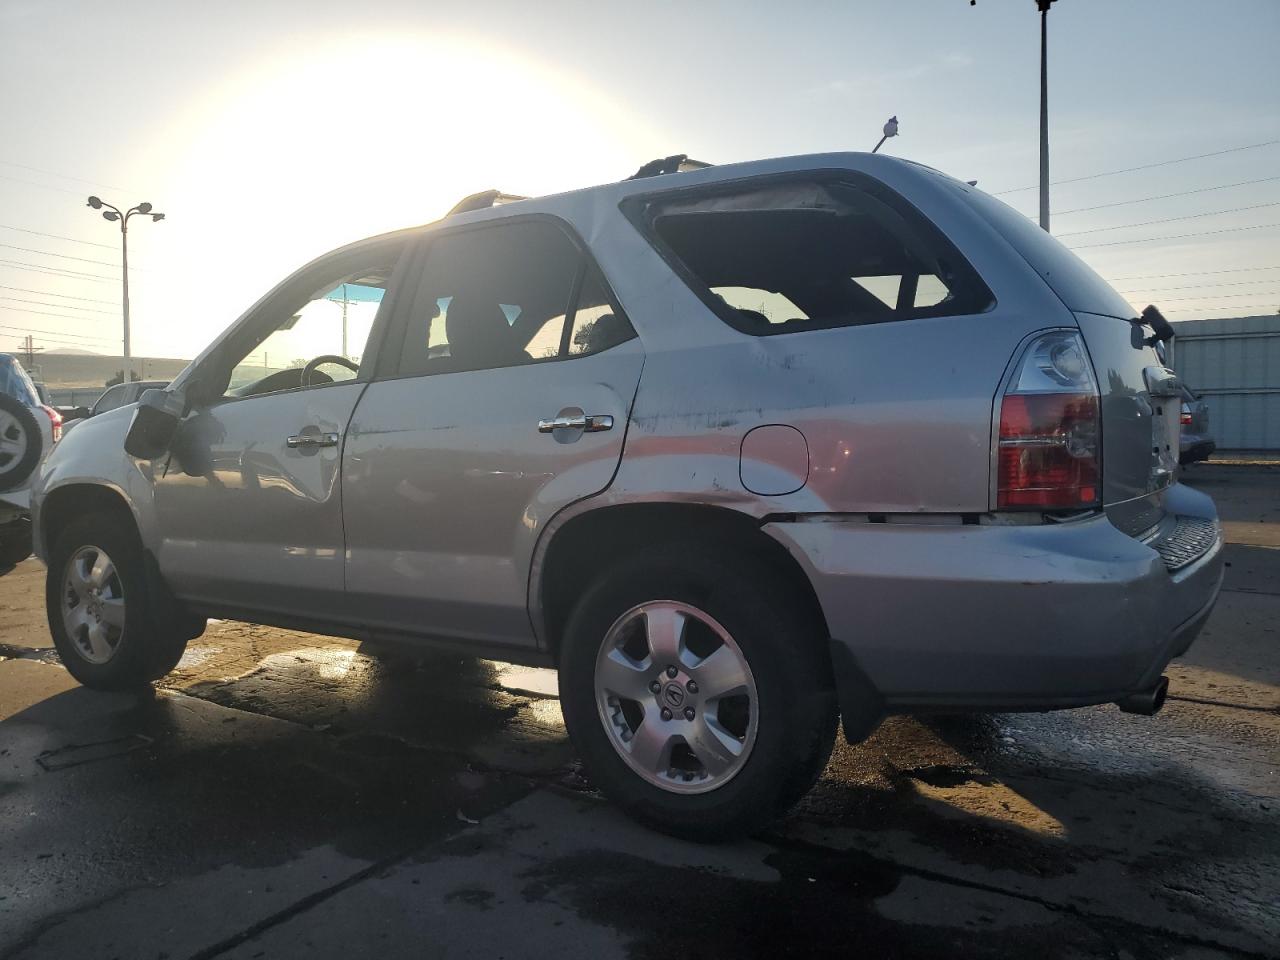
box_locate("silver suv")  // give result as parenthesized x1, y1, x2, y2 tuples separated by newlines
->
(31, 153, 1224, 839)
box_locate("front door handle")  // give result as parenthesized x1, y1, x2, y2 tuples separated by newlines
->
(537, 413, 613, 434)
(286, 432, 340, 448)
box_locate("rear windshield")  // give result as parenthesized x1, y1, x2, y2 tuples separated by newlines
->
(0, 357, 40, 406)
(956, 186, 1135, 321)
(625, 178, 993, 336)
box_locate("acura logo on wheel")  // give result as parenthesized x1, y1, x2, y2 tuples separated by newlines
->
(663, 683, 685, 707)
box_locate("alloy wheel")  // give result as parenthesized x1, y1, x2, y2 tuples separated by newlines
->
(61, 545, 126, 664)
(594, 601, 758, 795)
(0, 408, 29, 470)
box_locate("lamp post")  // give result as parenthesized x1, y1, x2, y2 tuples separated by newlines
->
(1036, 0, 1058, 232)
(86, 196, 165, 383)
(872, 116, 899, 153)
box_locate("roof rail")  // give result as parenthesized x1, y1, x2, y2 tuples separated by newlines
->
(447, 189, 530, 216)
(627, 154, 712, 180)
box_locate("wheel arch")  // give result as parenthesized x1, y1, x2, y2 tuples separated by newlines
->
(39, 482, 140, 559)
(533, 501, 831, 663)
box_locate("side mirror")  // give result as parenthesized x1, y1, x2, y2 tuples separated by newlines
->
(124, 388, 185, 460)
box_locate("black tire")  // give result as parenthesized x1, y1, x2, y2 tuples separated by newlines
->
(46, 513, 189, 690)
(558, 543, 837, 841)
(0, 393, 43, 492)
(0, 518, 33, 568)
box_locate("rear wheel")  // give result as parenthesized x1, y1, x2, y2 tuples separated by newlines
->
(0, 393, 42, 492)
(47, 514, 189, 690)
(558, 544, 836, 841)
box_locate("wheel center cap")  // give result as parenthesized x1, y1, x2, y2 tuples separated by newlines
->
(661, 682, 686, 709)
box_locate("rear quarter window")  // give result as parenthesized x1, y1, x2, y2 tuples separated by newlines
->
(624, 176, 993, 336)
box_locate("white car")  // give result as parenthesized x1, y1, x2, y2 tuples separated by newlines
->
(0, 353, 60, 566)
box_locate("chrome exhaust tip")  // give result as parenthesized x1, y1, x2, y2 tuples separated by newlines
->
(1116, 675, 1170, 716)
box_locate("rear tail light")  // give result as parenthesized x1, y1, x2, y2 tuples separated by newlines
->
(1180, 405, 1192, 426)
(997, 330, 1100, 510)
(39, 404, 63, 442)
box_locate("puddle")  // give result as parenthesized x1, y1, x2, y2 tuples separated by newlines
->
(488, 663, 559, 699)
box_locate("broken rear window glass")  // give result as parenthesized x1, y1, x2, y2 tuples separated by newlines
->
(630, 179, 992, 335)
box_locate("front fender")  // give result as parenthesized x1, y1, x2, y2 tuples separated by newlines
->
(31, 406, 160, 561)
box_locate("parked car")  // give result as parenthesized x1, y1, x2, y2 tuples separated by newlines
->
(0, 354, 60, 566)
(1179, 385, 1216, 465)
(31, 153, 1223, 839)
(60, 380, 171, 437)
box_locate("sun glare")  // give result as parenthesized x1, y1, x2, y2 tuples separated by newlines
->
(136, 33, 662, 359)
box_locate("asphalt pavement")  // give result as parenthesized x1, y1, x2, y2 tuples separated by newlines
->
(1, 463, 1276, 959)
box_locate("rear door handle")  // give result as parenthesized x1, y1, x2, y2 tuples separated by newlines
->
(538, 414, 613, 434)
(286, 432, 340, 448)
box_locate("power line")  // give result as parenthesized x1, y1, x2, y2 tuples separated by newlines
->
(1107, 265, 1280, 281)
(1046, 176, 1280, 217)
(0, 295, 118, 315)
(1055, 201, 1280, 238)
(1066, 221, 1280, 250)
(0, 258, 118, 283)
(1116, 279, 1280, 294)
(0, 241, 123, 268)
(0, 158, 137, 194)
(0, 321, 117, 344)
(992, 139, 1280, 195)
(0, 283, 118, 305)
(1163, 303, 1278, 315)
(0, 172, 85, 198)
(0, 240, 126, 267)
(1128, 290, 1280, 304)
(0, 222, 118, 250)
(0, 303, 129, 326)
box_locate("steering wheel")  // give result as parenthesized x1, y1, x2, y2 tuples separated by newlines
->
(301, 354, 359, 387)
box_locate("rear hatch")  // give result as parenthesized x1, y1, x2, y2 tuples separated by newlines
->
(958, 188, 1180, 537)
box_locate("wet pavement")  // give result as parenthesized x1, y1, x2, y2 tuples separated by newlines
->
(1, 463, 1277, 959)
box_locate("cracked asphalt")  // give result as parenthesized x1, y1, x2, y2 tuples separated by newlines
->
(1, 463, 1276, 959)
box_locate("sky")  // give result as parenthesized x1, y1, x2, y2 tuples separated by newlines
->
(1, 0, 1278, 362)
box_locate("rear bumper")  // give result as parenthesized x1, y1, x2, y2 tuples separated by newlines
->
(1180, 437, 1216, 465)
(765, 483, 1223, 737)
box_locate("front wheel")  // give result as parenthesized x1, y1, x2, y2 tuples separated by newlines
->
(46, 514, 189, 690)
(558, 544, 836, 841)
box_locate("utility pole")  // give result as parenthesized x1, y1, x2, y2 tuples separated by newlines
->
(1037, 0, 1058, 232)
(85, 196, 165, 382)
(19, 334, 43, 373)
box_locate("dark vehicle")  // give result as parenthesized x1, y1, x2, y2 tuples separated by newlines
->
(1179, 385, 1216, 465)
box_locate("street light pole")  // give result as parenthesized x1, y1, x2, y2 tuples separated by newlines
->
(86, 196, 165, 383)
(1037, 0, 1058, 232)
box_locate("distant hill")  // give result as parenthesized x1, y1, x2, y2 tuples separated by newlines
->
(27, 352, 192, 389)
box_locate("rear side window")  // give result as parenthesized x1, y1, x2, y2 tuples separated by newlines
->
(92, 384, 129, 415)
(397, 220, 635, 376)
(626, 178, 992, 335)
(0, 358, 40, 407)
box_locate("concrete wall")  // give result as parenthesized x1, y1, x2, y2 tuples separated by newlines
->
(1171, 314, 1280, 451)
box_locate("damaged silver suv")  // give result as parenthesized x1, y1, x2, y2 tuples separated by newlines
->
(32, 153, 1223, 839)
